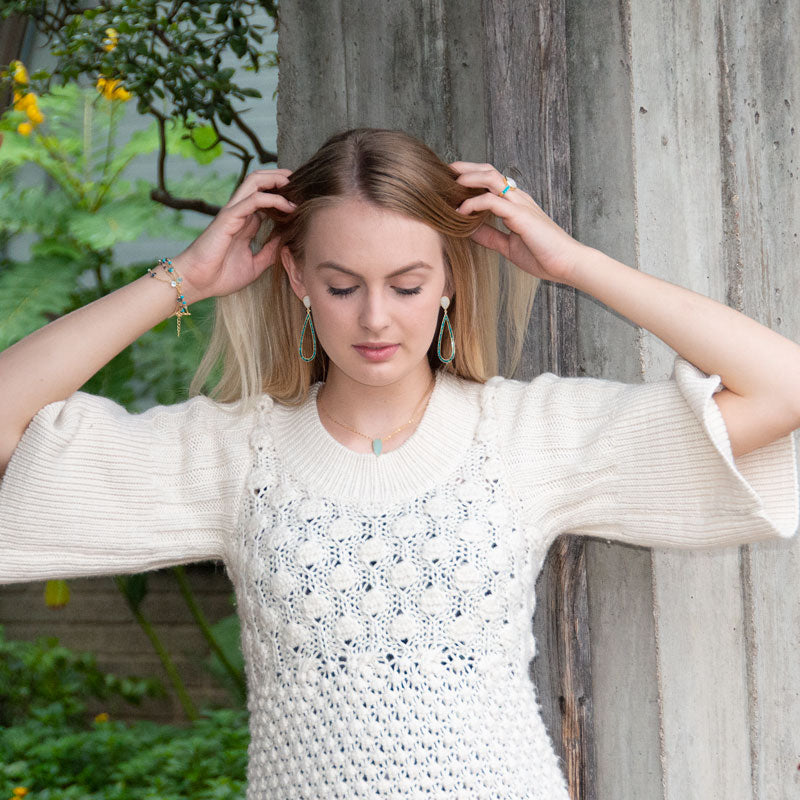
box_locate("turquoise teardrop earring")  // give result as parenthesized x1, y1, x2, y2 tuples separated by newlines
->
(437, 296, 455, 364)
(299, 295, 317, 362)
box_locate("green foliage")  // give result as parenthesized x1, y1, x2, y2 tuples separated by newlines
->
(0, 627, 249, 798)
(2, 0, 279, 198)
(1, 709, 249, 799)
(2, 1, 276, 125)
(0, 82, 228, 407)
(0, 624, 163, 728)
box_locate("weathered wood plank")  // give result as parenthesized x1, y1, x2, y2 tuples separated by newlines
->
(276, 0, 348, 166)
(631, 1, 754, 797)
(480, 1, 594, 797)
(718, 2, 800, 798)
(566, 0, 665, 797)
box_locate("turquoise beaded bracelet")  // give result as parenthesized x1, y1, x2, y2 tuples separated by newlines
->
(146, 257, 190, 336)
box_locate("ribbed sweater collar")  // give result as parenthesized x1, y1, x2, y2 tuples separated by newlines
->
(269, 370, 482, 505)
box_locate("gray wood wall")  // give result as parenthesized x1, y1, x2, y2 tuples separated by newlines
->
(570, 2, 800, 798)
(279, 1, 800, 798)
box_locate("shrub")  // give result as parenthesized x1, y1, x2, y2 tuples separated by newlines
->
(0, 626, 249, 799)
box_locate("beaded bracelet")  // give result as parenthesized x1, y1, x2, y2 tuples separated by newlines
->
(146, 257, 190, 336)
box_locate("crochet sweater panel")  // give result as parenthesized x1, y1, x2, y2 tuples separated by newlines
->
(0, 356, 798, 799)
(228, 380, 566, 798)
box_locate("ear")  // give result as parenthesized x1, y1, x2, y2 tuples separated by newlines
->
(281, 246, 308, 301)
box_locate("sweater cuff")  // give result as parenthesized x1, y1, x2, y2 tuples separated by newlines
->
(677, 356, 798, 539)
(615, 356, 798, 548)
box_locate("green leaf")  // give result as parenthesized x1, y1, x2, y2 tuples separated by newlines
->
(122, 119, 223, 165)
(0, 256, 84, 350)
(67, 193, 196, 250)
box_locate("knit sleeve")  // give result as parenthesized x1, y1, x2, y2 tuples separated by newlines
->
(0, 391, 258, 583)
(500, 355, 799, 549)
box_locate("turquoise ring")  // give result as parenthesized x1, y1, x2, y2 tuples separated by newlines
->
(499, 176, 518, 196)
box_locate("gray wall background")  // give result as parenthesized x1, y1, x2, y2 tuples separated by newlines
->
(277, 1, 800, 798)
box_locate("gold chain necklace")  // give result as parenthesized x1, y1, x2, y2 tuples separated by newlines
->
(317, 376, 436, 456)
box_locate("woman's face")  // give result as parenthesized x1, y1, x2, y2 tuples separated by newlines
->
(282, 197, 450, 388)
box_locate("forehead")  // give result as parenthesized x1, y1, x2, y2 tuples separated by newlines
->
(304, 198, 444, 269)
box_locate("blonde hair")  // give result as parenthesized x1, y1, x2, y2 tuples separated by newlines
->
(190, 128, 539, 408)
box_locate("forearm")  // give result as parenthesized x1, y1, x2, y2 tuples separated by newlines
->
(0, 255, 200, 471)
(568, 247, 800, 409)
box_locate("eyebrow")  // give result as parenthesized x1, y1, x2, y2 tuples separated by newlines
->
(314, 260, 433, 279)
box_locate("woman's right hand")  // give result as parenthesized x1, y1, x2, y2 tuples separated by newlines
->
(173, 169, 297, 303)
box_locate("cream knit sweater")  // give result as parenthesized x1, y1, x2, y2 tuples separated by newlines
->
(1, 355, 797, 799)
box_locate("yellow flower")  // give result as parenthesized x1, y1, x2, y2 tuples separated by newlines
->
(17, 122, 33, 136)
(11, 60, 29, 84)
(94, 712, 110, 723)
(96, 76, 132, 102)
(13, 91, 37, 113)
(102, 27, 119, 52)
(12, 788, 29, 797)
(26, 105, 44, 126)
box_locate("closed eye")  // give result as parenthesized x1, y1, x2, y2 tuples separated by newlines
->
(326, 286, 423, 297)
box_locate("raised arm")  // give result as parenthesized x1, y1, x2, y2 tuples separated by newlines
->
(450, 161, 800, 459)
(562, 250, 800, 458)
(0, 169, 295, 476)
(0, 271, 192, 475)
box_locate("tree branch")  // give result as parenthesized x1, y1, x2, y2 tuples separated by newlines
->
(150, 107, 221, 216)
(148, 23, 277, 164)
(229, 108, 276, 163)
(150, 187, 220, 216)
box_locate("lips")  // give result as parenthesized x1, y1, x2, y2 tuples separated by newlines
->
(353, 343, 399, 362)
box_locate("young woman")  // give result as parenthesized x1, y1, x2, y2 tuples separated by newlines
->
(1, 128, 798, 799)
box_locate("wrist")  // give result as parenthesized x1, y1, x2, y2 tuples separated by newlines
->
(169, 253, 207, 304)
(564, 245, 613, 291)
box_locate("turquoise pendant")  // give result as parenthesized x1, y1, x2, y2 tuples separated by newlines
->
(372, 438, 383, 456)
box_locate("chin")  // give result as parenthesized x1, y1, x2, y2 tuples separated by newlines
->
(335, 354, 427, 387)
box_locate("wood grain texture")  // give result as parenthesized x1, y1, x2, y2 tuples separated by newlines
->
(718, 2, 800, 797)
(566, 0, 665, 797)
(566, 0, 800, 796)
(630, 2, 754, 797)
(479, 1, 595, 797)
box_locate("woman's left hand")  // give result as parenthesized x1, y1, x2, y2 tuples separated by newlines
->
(450, 161, 587, 286)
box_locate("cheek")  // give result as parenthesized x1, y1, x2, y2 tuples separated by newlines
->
(309, 296, 349, 338)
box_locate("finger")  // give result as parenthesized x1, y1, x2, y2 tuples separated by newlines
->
(228, 176, 291, 207)
(449, 161, 496, 173)
(453, 169, 535, 206)
(252, 236, 280, 273)
(225, 189, 297, 224)
(469, 223, 511, 258)
(243, 167, 293, 178)
(456, 192, 545, 239)
(228, 171, 292, 206)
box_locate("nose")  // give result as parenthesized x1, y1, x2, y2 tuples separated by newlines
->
(358, 287, 391, 333)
